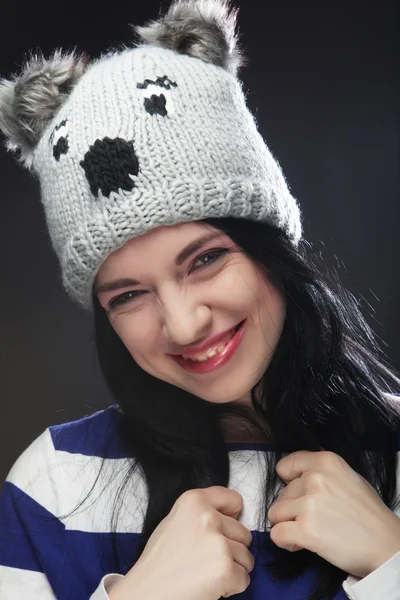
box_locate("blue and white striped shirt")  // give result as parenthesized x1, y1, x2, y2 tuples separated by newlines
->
(1, 404, 400, 599)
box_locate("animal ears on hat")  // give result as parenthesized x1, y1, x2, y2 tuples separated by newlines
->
(0, 0, 245, 168)
(0, 49, 88, 169)
(133, 0, 246, 76)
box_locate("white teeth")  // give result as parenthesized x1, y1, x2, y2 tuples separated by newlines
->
(182, 341, 228, 362)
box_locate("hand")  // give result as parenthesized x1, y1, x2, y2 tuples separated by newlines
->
(267, 450, 400, 578)
(109, 486, 254, 600)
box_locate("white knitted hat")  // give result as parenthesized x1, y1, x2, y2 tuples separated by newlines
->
(0, 0, 302, 311)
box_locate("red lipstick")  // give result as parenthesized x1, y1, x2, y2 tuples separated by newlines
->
(169, 319, 246, 374)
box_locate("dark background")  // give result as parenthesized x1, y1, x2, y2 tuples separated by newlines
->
(0, 0, 398, 483)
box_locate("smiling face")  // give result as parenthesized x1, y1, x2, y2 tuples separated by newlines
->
(95, 221, 286, 407)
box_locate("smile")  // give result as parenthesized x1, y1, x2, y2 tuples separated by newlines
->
(170, 319, 246, 374)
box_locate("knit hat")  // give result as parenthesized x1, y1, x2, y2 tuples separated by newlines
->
(0, 0, 302, 311)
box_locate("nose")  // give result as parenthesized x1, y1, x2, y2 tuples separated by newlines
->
(161, 290, 211, 350)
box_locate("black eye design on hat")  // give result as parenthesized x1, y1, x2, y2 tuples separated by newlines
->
(137, 75, 178, 117)
(77, 75, 178, 198)
(137, 75, 177, 91)
(49, 119, 69, 161)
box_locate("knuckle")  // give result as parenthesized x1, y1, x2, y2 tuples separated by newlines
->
(306, 470, 326, 489)
(219, 555, 235, 579)
(238, 571, 251, 594)
(221, 570, 250, 598)
(216, 535, 231, 559)
(244, 528, 253, 547)
(319, 450, 342, 469)
(199, 509, 220, 531)
(303, 494, 318, 516)
(269, 522, 281, 545)
(248, 552, 255, 572)
(299, 513, 317, 541)
(179, 488, 204, 508)
(268, 497, 284, 518)
(178, 488, 195, 503)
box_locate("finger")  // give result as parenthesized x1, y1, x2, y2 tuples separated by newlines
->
(276, 477, 304, 501)
(269, 521, 305, 552)
(276, 451, 320, 483)
(221, 514, 253, 548)
(229, 539, 256, 573)
(268, 497, 304, 526)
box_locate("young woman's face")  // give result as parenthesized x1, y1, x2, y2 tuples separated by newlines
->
(95, 222, 286, 406)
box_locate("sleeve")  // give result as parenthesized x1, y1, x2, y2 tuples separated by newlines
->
(0, 479, 123, 600)
(342, 405, 400, 600)
(0, 428, 122, 599)
(0, 432, 58, 599)
(89, 574, 125, 600)
(342, 551, 400, 599)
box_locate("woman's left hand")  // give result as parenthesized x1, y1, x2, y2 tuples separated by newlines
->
(267, 450, 400, 578)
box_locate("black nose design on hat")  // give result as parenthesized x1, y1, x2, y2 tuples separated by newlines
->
(144, 94, 167, 117)
(53, 136, 69, 161)
(80, 137, 140, 198)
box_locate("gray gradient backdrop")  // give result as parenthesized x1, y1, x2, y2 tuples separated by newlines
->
(0, 0, 398, 483)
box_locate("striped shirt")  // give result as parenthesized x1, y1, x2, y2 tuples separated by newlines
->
(1, 404, 399, 599)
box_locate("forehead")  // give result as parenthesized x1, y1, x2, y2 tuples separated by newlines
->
(119, 221, 224, 254)
(96, 221, 228, 278)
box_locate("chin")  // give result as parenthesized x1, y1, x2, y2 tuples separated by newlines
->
(194, 387, 252, 406)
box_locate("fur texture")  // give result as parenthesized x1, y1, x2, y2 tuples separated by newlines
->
(134, 0, 245, 76)
(0, 50, 87, 167)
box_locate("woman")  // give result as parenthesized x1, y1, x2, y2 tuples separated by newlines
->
(0, 1, 399, 599)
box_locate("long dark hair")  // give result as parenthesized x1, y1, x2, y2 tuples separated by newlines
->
(92, 216, 400, 600)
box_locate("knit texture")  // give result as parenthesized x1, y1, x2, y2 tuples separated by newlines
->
(28, 44, 301, 309)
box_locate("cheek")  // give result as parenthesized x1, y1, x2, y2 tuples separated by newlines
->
(111, 313, 160, 361)
(257, 277, 286, 330)
(231, 263, 286, 321)
(211, 261, 265, 311)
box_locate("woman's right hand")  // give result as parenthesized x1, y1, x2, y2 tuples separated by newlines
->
(108, 486, 255, 600)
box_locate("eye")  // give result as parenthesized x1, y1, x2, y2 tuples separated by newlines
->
(108, 290, 145, 310)
(191, 248, 228, 271)
(107, 249, 228, 310)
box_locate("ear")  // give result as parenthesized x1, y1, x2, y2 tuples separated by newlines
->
(0, 49, 88, 168)
(133, 0, 245, 77)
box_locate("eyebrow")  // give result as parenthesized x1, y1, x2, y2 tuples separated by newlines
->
(94, 231, 221, 295)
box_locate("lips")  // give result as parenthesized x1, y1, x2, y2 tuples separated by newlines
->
(180, 326, 238, 361)
(168, 320, 244, 359)
(169, 319, 247, 374)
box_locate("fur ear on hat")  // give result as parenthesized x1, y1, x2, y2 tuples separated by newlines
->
(0, 49, 88, 168)
(134, 0, 245, 76)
